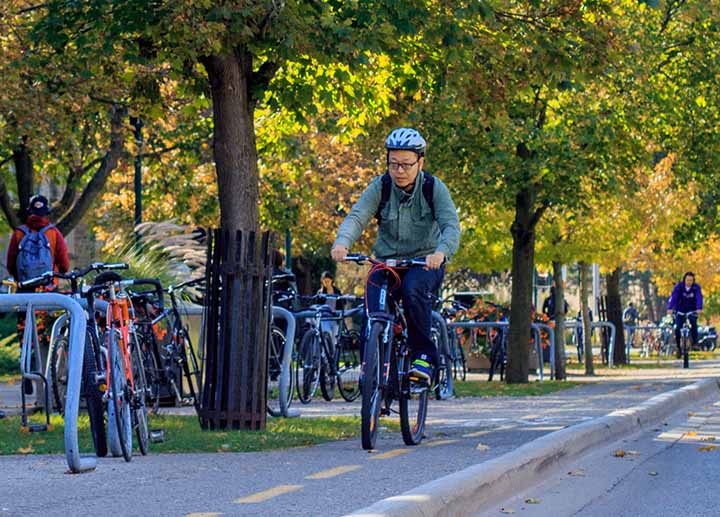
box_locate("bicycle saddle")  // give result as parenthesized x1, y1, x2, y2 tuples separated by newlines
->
(94, 271, 123, 285)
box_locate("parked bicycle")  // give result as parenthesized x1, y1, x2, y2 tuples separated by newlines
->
(675, 310, 698, 369)
(432, 295, 468, 381)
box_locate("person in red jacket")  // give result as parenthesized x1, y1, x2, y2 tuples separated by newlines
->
(6, 194, 70, 289)
(6, 195, 70, 403)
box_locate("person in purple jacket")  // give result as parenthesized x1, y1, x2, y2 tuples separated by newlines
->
(666, 272, 703, 358)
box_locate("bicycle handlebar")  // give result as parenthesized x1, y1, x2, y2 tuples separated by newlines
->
(344, 254, 428, 268)
(126, 278, 164, 310)
(17, 262, 129, 289)
(167, 277, 204, 293)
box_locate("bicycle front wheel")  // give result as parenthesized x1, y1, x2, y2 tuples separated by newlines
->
(683, 336, 690, 369)
(83, 329, 107, 457)
(297, 330, 321, 404)
(267, 325, 293, 416)
(107, 330, 133, 461)
(336, 330, 361, 402)
(130, 331, 150, 455)
(361, 323, 383, 450)
(49, 333, 69, 414)
(319, 332, 336, 401)
(399, 353, 429, 446)
(451, 333, 467, 381)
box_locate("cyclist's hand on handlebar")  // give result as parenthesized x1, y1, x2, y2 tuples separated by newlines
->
(331, 244, 348, 262)
(425, 251, 445, 270)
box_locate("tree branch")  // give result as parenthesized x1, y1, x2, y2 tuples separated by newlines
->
(659, 0, 686, 34)
(0, 177, 21, 229)
(56, 104, 128, 234)
(529, 201, 550, 231)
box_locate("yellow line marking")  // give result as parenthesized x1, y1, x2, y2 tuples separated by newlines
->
(463, 430, 491, 438)
(424, 439, 459, 447)
(234, 485, 303, 503)
(305, 464, 362, 479)
(368, 448, 411, 460)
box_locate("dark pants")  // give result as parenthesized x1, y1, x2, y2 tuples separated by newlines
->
(364, 264, 444, 365)
(674, 313, 698, 347)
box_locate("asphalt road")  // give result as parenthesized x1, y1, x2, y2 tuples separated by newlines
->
(0, 379, 698, 517)
(488, 393, 720, 517)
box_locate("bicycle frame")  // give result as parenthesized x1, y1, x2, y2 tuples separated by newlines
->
(106, 283, 136, 392)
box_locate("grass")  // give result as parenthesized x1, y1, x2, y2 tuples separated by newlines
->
(454, 380, 583, 398)
(0, 414, 399, 455)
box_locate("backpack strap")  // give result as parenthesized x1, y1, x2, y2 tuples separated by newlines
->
(374, 173, 393, 224)
(38, 224, 54, 235)
(18, 225, 29, 236)
(421, 171, 436, 220)
(374, 171, 436, 224)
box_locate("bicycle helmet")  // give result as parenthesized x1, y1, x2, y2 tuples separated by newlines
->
(385, 128, 426, 156)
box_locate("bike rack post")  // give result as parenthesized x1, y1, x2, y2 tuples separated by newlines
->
(531, 323, 556, 380)
(0, 294, 93, 473)
(446, 321, 547, 381)
(271, 306, 299, 418)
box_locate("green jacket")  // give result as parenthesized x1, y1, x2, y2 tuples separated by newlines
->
(334, 171, 461, 260)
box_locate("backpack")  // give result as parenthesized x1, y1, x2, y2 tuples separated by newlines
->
(16, 224, 55, 282)
(374, 171, 435, 224)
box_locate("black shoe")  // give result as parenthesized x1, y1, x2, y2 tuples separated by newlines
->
(408, 355, 434, 385)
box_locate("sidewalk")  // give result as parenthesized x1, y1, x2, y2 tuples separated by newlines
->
(2, 363, 718, 516)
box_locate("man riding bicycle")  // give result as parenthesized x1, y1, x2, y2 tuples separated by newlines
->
(331, 128, 461, 384)
(666, 271, 703, 358)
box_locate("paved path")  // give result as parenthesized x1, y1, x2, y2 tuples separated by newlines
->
(0, 376, 705, 517)
(489, 391, 720, 516)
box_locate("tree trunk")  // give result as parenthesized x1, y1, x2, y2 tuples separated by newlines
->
(552, 260, 566, 380)
(580, 262, 594, 375)
(640, 272, 656, 323)
(606, 267, 627, 365)
(653, 282, 667, 323)
(13, 142, 34, 219)
(507, 188, 537, 384)
(202, 47, 260, 232)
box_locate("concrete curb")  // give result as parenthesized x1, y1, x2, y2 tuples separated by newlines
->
(348, 377, 720, 517)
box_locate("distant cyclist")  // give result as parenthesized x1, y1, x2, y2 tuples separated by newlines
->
(331, 128, 461, 384)
(666, 272, 703, 358)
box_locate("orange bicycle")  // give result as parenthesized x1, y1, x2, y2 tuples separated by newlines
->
(89, 272, 149, 461)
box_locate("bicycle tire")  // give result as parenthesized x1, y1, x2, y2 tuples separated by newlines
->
(108, 329, 133, 461)
(82, 329, 107, 457)
(451, 333, 467, 382)
(361, 323, 383, 450)
(399, 353, 429, 446)
(683, 335, 690, 369)
(130, 330, 150, 455)
(488, 337, 503, 381)
(267, 325, 293, 416)
(431, 326, 453, 400)
(336, 330, 361, 402)
(49, 333, 69, 414)
(319, 332, 336, 401)
(178, 327, 202, 411)
(297, 330, 320, 404)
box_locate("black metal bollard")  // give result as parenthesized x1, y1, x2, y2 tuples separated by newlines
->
(199, 228, 273, 430)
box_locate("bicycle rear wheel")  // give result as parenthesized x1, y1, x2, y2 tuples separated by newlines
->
(297, 330, 320, 404)
(82, 329, 107, 457)
(319, 332, 336, 401)
(267, 325, 293, 416)
(361, 323, 383, 450)
(130, 331, 149, 455)
(107, 329, 132, 461)
(178, 327, 202, 411)
(49, 333, 69, 414)
(336, 330, 360, 402)
(451, 333, 467, 382)
(399, 353, 429, 446)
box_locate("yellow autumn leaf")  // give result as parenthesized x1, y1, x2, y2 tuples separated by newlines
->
(17, 446, 34, 454)
(500, 508, 515, 514)
(614, 449, 626, 457)
(476, 443, 490, 451)
(524, 498, 541, 504)
(698, 445, 718, 452)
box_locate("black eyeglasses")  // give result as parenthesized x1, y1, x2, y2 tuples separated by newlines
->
(388, 159, 420, 172)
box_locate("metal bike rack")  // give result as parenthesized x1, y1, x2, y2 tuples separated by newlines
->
(447, 321, 547, 381)
(270, 306, 299, 418)
(531, 323, 556, 380)
(0, 294, 93, 473)
(563, 320, 617, 367)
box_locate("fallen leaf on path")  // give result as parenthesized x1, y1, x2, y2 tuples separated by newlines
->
(524, 498, 541, 504)
(500, 508, 515, 514)
(625, 450, 641, 456)
(614, 449, 626, 458)
(684, 431, 698, 438)
(568, 469, 586, 476)
(476, 443, 490, 451)
(700, 436, 717, 442)
(698, 445, 718, 452)
(688, 412, 696, 417)
(648, 471, 658, 476)
(17, 446, 33, 454)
